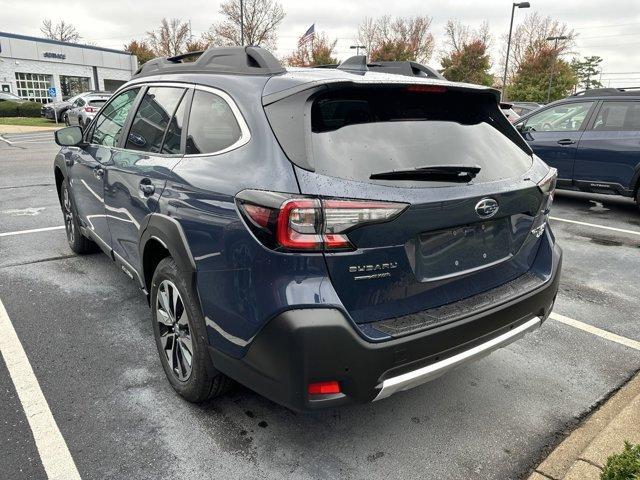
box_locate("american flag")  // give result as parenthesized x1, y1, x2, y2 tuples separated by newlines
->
(298, 24, 315, 47)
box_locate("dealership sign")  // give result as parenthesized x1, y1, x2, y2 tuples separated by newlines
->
(43, 52, 66, 60)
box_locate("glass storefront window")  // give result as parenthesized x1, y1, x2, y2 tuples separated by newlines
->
(60, 76, 91, 100)
(15, 73, 53, 104)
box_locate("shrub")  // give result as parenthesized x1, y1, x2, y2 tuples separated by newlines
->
(601, 442, 640, 480)
(0, 100, 43, 118)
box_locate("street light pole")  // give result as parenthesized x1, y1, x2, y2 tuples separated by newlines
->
(240, 0, 244, 45)
(502, 2, 530, 100)
(546, 35, 568, 103)
(350, 45, 366, 56)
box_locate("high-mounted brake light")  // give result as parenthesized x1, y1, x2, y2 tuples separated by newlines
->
(237, 192, 408, 252)
(405, 85, 447, 94)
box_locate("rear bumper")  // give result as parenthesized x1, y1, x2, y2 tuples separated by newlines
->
(209, 243, 561, 412)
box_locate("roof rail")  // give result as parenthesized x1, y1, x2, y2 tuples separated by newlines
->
(336, 55, 368, 73)
(367, 60, 444, 80)
(319, 56, 444, 79)
(571, 87, 640, 97)
(132, 46, 286, 78)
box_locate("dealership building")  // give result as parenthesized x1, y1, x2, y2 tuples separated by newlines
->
(0, 31, 138, 103)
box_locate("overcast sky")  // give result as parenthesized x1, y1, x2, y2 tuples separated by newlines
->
(1, 0, 639, 86)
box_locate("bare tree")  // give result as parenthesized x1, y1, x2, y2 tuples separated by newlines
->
(146, 18, 191, 57)
(502, 13, 576, 81)
(204, 0, 285, 50)
(443, 20, 490, 55)
(356, 15, 435, 63)
(357, 17, 378, 56)
(40, 19, 81, 43)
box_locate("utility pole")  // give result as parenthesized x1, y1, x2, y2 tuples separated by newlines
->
(546, 35, 568, 103)
(502, 2, 530, 100)
(240, 0, 244, 45)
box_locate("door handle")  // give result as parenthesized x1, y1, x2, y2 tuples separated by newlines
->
(557, 139, 576, 145)
(93, 167, 104, 180)
(139, 179, 155, 196)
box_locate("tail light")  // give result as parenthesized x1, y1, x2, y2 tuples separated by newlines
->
(237, 190, 407, 252)
(538, 168, 557, 214)
(84, 106, 94, 112)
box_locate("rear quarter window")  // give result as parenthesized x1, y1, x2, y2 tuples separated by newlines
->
(185, 90, 242, 155)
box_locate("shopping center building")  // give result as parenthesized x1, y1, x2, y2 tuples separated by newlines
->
(0, 31, 138, 103)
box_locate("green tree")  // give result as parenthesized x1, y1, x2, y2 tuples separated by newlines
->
(507, 46, 577, 102)
(124, 40, 156, 65)
(440, 21, 493, 86)
(285, 33, 338, 67)
(357, 15, 435, 63)
(571, 56, 603, 91)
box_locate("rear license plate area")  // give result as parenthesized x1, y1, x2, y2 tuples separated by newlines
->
(412, 217, 512, 281)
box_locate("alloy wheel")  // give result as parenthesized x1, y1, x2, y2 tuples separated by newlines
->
(62, 186, 75, 244)
(156, 280, 193, 381)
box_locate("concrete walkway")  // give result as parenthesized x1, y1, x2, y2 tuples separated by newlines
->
(528, 371, 640, 479)
(0, 124, 61, 134)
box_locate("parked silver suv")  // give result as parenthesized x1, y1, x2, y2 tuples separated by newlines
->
(64, 93, 111, 129)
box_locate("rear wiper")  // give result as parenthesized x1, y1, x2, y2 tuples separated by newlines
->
(370, 165, 481, 182)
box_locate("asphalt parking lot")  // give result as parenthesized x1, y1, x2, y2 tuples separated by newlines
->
(1, 130, 639, 480)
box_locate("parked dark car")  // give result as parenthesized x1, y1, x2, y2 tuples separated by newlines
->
(41, 91, 112, 122)
(512, 102, 542, 116)
(53, 46, 561, 411)
(515, 88, 640, 208)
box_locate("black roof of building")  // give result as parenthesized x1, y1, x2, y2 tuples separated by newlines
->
(0, 31, 133, 56)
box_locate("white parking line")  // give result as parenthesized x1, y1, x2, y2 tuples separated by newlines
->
(550, 312, 640, 351)
(0, 298, 81, 480)
(0, 136, 14, 146)
(550, 216, 640, 237)
(0, 226, 64, 237)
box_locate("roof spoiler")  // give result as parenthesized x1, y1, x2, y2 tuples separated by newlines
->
(133, 46, 286, 78)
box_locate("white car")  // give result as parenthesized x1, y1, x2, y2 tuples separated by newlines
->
(65, 94, 111, 129)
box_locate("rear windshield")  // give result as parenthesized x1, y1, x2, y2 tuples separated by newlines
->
(88, 100, 107, 107)
(308, 87, 532, 184)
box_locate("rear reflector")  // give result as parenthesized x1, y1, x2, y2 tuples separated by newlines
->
(308, 381, 341, 395)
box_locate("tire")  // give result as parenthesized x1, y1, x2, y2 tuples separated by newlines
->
(636, 187, 640, 211)
(60, 179, 97, 254)
(150, 257, 232, 403)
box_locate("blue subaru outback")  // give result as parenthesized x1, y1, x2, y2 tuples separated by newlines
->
(515, 88, 640, 207)
(53, 46, 561, 411)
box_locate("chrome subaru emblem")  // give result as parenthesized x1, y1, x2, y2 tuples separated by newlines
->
(475, 198, 499, 219)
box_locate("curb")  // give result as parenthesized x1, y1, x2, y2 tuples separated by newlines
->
(528, 371, 640, 479)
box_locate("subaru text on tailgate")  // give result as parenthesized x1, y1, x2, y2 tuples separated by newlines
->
(52, 46, 562, 411)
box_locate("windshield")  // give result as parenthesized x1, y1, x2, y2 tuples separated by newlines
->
(309, 88, 533, 184)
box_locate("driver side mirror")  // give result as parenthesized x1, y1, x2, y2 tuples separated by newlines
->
(54, 126, 86, 147)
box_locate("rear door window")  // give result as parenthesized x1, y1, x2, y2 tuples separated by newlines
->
(185, 90, 241, 155)
(125, 87, 186, 153)
(592, 101, 640, 131)
(523, 102, 594, 132)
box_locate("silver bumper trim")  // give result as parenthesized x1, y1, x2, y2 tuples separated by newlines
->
(373, 316, 542, 401)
